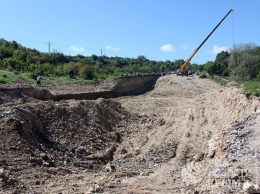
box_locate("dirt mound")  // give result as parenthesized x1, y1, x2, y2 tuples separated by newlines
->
(107, 75, 260, 193)
(0, 75, 260, 193)
(0, 98, 132, 192)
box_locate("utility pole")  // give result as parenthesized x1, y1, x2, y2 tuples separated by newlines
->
(48, 42, 53, 53)
(101, 49, 102, 56)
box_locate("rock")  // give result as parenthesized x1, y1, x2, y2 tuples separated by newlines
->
(140, 172, 149, 176)
(35, 180, 41, 185)
(75, 146, 91, 155)
(30, 157, 43, 165)
(120, 148, 127, 154)
(0, 168, 4, 178)
(40, 153, 50, 161)
(229, 130, 238, 136)
(158, 119, 165, 126)
(105, 162, 115, 172)
(208, 149, 216, 159)
(243, 182, 260, 193)
(194, 153, 204, 161)
(87, 184, 102, 193)
(134, 148, 141, 155)
(11, 189, 19, 194)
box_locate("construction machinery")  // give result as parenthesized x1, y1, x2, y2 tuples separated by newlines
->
(177, 9, 233, 76)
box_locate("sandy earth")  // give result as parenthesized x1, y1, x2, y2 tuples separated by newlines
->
(0, 74, 260, 194)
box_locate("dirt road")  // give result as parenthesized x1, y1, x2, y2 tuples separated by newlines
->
(0, 74, 260, 193)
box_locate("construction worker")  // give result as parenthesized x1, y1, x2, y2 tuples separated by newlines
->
(36, 75, 41, 86)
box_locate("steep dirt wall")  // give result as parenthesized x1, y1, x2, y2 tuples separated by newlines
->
(0, 75, 160, 101)
(0, 86, 53, 101)
(112, 75, 160, 95)
(54, 75, 160, 101)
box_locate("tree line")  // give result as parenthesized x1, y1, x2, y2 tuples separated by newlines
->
(0, 38, 260, 81)
(0, 39, 202, 80)
(204, 43, 260, 81)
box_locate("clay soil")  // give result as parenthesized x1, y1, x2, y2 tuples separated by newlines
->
(0, 75, 260, 194)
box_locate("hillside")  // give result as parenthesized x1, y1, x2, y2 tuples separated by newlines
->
(0, 74, 260, 193)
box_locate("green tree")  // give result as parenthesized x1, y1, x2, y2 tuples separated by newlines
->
(136, 55, 147, 62)
(204, 61, 216, 78)
(79, 64, 95, 79)
(174, 59, 185, 70)
(229, 43, 260, 80)
(214, 51, 230, 76)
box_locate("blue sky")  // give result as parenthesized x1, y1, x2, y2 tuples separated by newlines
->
(1, 0, 260, 64)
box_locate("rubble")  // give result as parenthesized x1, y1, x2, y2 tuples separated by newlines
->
(243, 182, 260, 193)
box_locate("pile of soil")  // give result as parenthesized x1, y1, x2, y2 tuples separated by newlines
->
(0, 94, 133, 193)
(0, 75, 260, 193)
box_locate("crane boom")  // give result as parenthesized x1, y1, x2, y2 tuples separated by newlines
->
(177, 9, 233, 75)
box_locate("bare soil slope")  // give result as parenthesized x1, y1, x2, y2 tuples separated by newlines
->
(0, 75, 260, 194)
(112, 75, 260, 193)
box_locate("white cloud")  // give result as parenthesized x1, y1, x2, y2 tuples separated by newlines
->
(69, 45, 85, 52)
(106, 45, 121, 52)
(212, 45, 229, 54)
(161, 44, 175, 52)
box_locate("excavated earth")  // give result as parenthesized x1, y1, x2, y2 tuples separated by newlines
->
(0, 75, 260, 194)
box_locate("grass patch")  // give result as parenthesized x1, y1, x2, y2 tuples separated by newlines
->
(0, 70, 38, 83)
(205, 74, 260, 97)
(0, 70, 18, 83)
(212, 76, 229, 86)
(236, 81, 260, 97)
(0, 70, 97, 85)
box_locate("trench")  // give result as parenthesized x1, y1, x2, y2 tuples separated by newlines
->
(0, 75, 160, 101)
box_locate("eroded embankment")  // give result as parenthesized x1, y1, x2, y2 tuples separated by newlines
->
(107, 75, 260, 194)
(0, 75, 160, 102)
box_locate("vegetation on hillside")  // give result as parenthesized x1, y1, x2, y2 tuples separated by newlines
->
(0, 38, 202, 82)
(0, 38, 259, 96)
(201, 42, 260, 96)
(203, 43, 260, 81)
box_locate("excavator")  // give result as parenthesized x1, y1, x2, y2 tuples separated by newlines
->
(177, 9, 233, 76)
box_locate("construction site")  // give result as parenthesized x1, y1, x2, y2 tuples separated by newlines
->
(0, 74, 260, 194)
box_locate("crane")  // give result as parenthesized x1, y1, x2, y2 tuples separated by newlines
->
(177, 9, 233, 76)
